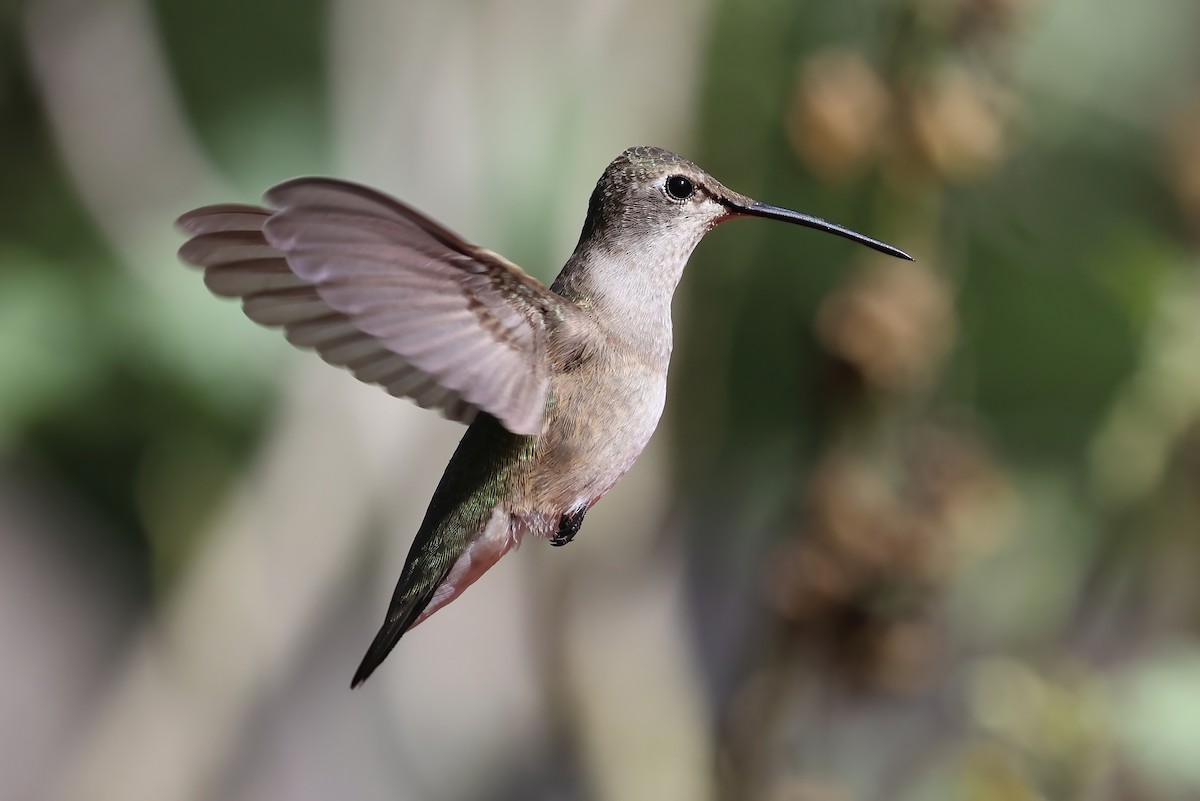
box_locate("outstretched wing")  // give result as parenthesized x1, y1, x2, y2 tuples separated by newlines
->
(177, 178, 571, 435)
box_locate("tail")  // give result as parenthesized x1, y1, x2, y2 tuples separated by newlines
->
(350, 507, 517, 688)
(350, 576, 446, 688)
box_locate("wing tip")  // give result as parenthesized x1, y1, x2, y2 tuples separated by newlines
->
(176, 237, 211, 269)
(175, 206, 218, 234)
(175, 203, 270, 234)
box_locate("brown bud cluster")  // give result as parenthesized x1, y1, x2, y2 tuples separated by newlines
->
(763, 426, 1007, 692)
(907, 66, 1010, 184)
(789, 0, 1039, 189)
(816, 258, 956, 395)
(788, 48, 889, 184)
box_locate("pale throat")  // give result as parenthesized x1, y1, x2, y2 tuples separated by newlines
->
(551, 231, 702, 369)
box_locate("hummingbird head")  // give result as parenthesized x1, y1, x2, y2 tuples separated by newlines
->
(577, 146, 912, 263)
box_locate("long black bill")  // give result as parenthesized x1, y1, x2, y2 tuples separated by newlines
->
(728, 199, 913, 261)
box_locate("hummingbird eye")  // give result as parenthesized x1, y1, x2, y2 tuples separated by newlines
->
(664, 175, 695, 201)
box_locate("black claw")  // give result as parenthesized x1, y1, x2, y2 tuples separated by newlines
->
(550, 507, 587, 547)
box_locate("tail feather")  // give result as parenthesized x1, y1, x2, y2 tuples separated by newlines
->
(349, 508, 516, 688)
(350, 578, 445, 688)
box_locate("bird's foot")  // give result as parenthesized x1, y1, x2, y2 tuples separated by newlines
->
(550, 507, 587, 547)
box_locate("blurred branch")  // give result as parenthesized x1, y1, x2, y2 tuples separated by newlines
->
(23, 0, 228, 270)
(1067, 270, 1200, 660)
(51, 370, 432, 801)
(1088, 272, 1200, 512)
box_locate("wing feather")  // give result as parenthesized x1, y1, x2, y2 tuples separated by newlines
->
(176, 178, 578, 434)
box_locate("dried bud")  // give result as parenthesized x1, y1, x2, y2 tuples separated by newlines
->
(909, 66, 1008, 182)
(789, 49, 889, 184)
(816, 260, 956, 394)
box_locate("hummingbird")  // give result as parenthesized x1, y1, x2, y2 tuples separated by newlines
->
(176, 146, 911, 687)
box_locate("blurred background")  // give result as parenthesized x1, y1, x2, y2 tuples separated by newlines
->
(3, 0, 1200, 799)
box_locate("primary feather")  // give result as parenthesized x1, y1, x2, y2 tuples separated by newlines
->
(176, 178, 572, 435)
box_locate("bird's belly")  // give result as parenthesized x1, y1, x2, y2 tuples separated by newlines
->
(523, 363, 667, 527)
